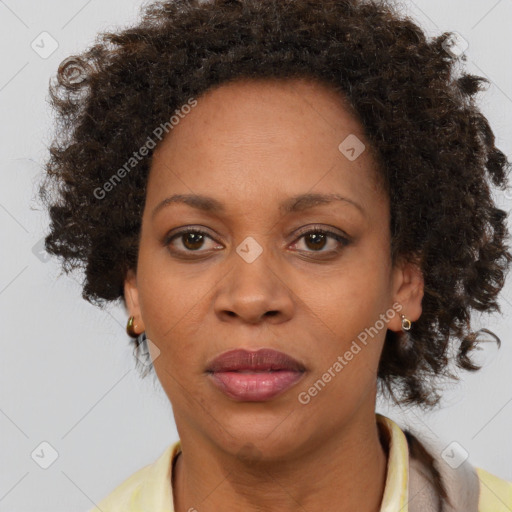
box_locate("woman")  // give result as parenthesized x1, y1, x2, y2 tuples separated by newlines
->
(39, 0, 512, 510)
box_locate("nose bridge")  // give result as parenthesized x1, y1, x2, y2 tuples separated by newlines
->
(215, 234, 293, 323)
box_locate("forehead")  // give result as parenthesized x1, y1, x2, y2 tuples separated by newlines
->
(165, 76, 368, 147)
(196, 76, 360, 120)
(147, 77, 386, 215)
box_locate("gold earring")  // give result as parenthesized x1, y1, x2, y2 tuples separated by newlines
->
(126, 315, 139, 338)
(400, 314, 412, 331)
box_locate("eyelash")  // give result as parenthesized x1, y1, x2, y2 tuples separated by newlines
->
(163, 225, 350, 258)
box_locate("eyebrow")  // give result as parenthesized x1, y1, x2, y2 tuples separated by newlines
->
(151, 192, 365, 219)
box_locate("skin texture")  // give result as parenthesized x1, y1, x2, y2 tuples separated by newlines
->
(124, 77, 424, 512)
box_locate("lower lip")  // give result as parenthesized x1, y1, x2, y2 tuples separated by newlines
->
(208, 370, 305, 401)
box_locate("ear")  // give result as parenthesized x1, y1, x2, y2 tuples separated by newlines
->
(123, 268, 146, 334)
(388, 254, 424, 332)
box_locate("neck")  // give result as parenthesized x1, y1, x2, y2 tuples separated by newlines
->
(172, 410, 389, 512)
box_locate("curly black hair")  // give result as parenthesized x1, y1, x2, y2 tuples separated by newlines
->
(38, 0, 512, 414)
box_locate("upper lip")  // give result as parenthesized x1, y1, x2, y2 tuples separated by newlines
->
(206, 348, 306, 373)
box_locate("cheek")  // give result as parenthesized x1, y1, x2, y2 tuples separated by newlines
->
(135, 249, 204, 369)
(297, 292, 386, 412)
(301, 248, 391, 374)
(137, 239, 205, 328)
(307, 258, 391, 335)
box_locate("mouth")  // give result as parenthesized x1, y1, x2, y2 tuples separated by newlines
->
(205, 348, 306, 401)
(206, 347, 306, 373)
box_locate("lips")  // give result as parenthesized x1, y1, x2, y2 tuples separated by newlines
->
(205, 348, 306, 401)
(205, 348, 306, 373)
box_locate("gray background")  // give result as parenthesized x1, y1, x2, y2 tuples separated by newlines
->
(1, 0, 511, 510)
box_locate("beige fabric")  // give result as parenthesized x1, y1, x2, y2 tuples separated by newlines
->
(89, 414, 510, 512)
(407, 429, 480, 512)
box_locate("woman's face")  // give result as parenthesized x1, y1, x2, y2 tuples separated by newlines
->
(125, 77, 423, 459)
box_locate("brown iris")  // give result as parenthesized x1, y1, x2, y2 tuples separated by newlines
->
(182, 233, 205, 250)
(303, 232, 327, 251)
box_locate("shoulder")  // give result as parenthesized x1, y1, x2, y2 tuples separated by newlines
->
(475, 466, 512, 512)
(86, 441, 181, 512)
(86, 463, 151, 512)
(380, 413, 511, 512)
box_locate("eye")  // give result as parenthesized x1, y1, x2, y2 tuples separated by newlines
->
(290, 226, 350, 255)
(164, 227, 222, 256)
(163, 225, 351, 258)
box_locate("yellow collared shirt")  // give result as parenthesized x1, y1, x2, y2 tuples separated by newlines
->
(89, 414, 512, 512)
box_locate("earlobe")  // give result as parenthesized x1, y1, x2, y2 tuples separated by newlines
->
(390, 256, 424, 332)
(123, 269, 145, 333)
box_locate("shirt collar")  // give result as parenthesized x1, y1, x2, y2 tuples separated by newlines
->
(131, 440, 181, 511)
(376, 413, 409, 512)
(132, 413, 409, 512)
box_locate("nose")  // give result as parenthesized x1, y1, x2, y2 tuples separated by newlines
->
(213, 242, 295, 325)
